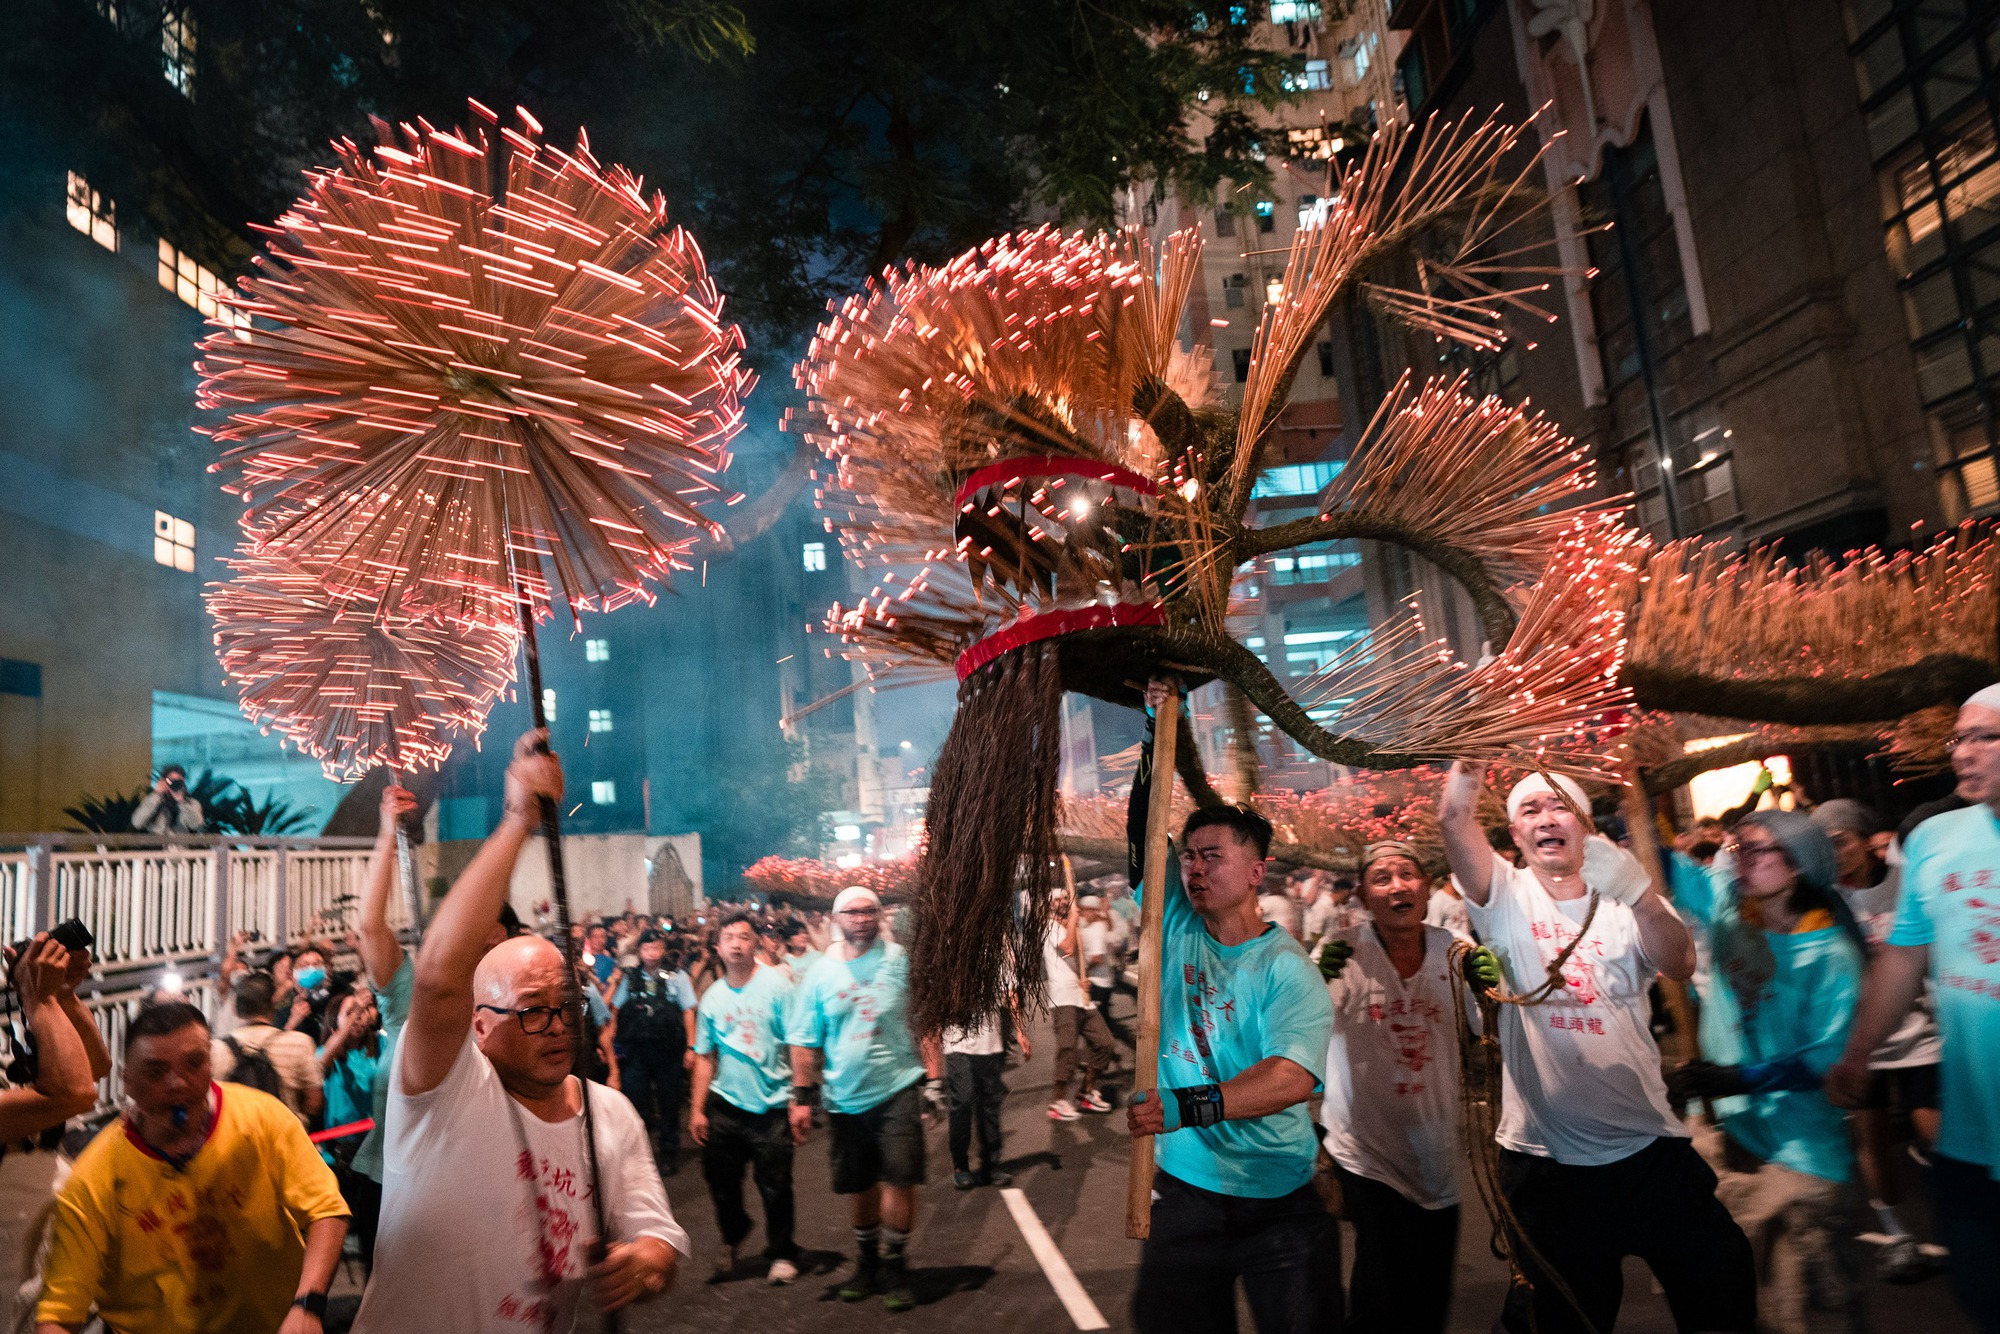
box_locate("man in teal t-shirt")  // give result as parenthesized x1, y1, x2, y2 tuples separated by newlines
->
(1832, 686, 2000, 1333)
(690, 912, 799, 1284)
(1124, 680, 1338, 1334)
(786, 885, 934, 1312)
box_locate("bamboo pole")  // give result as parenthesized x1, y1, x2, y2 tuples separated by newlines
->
(1127, 687, 1181, 1240)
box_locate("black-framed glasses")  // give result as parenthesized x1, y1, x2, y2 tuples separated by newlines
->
(477, 1000, 585, 1034)
(1724, 842, 1789, 865)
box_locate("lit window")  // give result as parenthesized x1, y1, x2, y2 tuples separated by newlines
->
(541, 688, 556, 722)
(153, 511, 194, 572)
(1287, 128, 1334, 161)
(591, 780, 617, 805)
(585, 638, 609, 662)
(157, 239, 246, 331)
(802, 541, 828, 572)
(161, 5, 196, 97)
(1253, 461, 1345, 497)
(588, 708, 614, 733)
(1254, 200, 1276, 233)
(1269, 0, 1322, 21)
(1281, 59, 1333, 93)
(65, 173, 117, 252)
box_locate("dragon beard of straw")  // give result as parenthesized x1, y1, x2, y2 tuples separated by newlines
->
(910, 638, 1064, 1036)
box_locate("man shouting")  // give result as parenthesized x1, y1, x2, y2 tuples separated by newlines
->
(354, 731, 688, 1332)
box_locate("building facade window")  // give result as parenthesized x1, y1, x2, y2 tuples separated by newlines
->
(161, 5, 196, 96)
(1270, 0, 1322, 21)
(158, 240, 245, 330)
(153, 511, 194, 572)
(1254, 200, 1276, 233)
(65, 172, 117, 252)
(802, 540, 828, 572)
(588, 708, 613, 733)
(1848, 0, 2000, 519)
(1213, 206, 1237, 238)
(1232, 347, 1252, 382)
(591, 780, 617, 805)
(1223, 273, 1248, 308)
(1579, 116, 1729, 537)
(585, 638, 610, 662)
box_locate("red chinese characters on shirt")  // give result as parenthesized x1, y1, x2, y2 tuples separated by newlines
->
(1527, 917, 1604, 1006)
(1938, 871, 2000, 966)
(504, 1148, 595, 1330)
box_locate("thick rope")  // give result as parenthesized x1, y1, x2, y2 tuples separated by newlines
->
(1449, 926, 1603, 1334)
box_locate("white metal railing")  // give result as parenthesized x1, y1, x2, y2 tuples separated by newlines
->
(0, 832, 395, 1111)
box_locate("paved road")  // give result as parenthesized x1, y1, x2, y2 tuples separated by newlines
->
(326, 1000, 1973, 1332)
(624, 1003, 1975, 1334)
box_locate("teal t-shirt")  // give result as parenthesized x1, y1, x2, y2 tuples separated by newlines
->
(352, 955, 413, 1183)
(1144, 858, 1334, 1199)
(1668, 854, 1862, 1182)
(1890, 805, 2000, 1177)
(784, 940, 926, 1114)
(320, 1044, 378, 1165)
(695, 964, 795, 1114)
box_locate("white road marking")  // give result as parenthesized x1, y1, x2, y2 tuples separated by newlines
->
(999, 1186, 1110, 1331)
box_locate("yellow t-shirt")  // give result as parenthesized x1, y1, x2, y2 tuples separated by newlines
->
(36, 1083, 349, 1333)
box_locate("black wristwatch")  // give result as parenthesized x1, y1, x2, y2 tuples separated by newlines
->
(293, 1291, 328, 1320)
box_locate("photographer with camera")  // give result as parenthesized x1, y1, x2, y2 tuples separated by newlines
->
(0, 929, 108, 1331)
(132, 763, 205, 835)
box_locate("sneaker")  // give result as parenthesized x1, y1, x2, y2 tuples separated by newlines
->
(707, 1244, 740, 1284)
(1078, 1090, 1113, 1113)
(953, 1170, 979, 1190)
(1048, 1099, 1080, 1121)
(838, 1257, 879, 1302)
(978, 1168, 1014, 1188)
(1876, 1235, 1938, 1284)
(766, 1258, 798, 1286)
(880, 1257, 917, 1313)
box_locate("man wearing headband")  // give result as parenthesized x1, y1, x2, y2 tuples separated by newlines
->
(1124, 680, 1338, 1334)
(786, 885, 930, 1312)
(1317, 840, 1498, 1334)
(1830, 684, 2000, 1331)
(1440, 762, 1753, 1334)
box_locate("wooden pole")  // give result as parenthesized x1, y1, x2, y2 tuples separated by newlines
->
(1127, 687, 1180, 1241)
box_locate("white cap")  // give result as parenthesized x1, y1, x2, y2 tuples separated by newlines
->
(1506, 772, 1589, 824)
(1079, 895, 1104, 908)
(831, 885, 881, 915)
(1964, 683, 2000, 715)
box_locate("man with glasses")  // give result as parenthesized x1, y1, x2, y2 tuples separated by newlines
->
(353, 731, 687, 1332)
(787, 885, 930, 1312)
(1830, 684, 2000, 1331)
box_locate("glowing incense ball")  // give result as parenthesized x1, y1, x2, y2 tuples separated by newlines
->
(207, 547, 519, 780)
(196, 101, 752, 623)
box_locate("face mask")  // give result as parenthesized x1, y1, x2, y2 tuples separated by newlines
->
(296, 968, 326, 991)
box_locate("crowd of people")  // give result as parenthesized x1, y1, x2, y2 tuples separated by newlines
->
(0, 681, 1995, 1333)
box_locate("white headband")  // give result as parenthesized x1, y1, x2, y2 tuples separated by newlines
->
(831, 886, 880, 915)
(1965, 683, 2000, 715)
(1506, 772, 1589, 824)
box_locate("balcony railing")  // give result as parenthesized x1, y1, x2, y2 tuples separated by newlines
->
(0, 832, 402, 1107)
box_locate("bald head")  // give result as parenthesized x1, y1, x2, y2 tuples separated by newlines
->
(473, 935, 567, 1007)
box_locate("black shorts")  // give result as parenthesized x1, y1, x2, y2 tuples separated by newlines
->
(1862, 1063, 1940, 1112)
(828, 1080, 926, 1193)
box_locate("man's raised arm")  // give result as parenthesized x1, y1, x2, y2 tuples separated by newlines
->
(400, 731, 560, 1097)
(356, 784, 418, 990)
(1440, 761, 1497, 906)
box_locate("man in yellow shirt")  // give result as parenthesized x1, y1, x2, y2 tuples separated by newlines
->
(35, 1001, 349, 1334)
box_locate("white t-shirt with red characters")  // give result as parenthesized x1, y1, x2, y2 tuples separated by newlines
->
(1320, 923, 1472, 1208)
(354, 1030, 688, 1333)
(1465, 854, 1686, 1166)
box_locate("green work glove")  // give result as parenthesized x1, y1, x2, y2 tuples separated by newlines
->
(1460, 945, 1501, 989)
(1751, 766, 1775, 796)
(1317, 938, 1353, 982)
